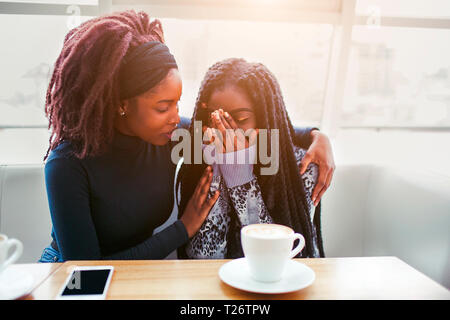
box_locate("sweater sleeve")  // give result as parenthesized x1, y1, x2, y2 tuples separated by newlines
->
(218, 145, 273, 226)
(45, 156, 102, 261)
(45, 156, 188, 261)
(293, 126, 317, 149)
(104, 220, 188, 260)
(226, 178, 273, 226)
(178, 116, 191, 130)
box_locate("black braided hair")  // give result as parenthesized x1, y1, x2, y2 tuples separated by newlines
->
(177, 58, 324, 258)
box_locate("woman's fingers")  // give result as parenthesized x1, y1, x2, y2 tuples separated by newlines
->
(219, 111, 235, 152)
(193, 166, 211, 199)
(212, 110, 227, 133)
(203, 126, 215, 144)
(210, 109, 257, 152)
(212, 110, 234, 152)
(201, 190, 220, 214)
(311, 164, 328, 205)
(211, 111, 226, 152)
(222, 110, 248, 149)
(219, 109, 232, 130)
(248, 128, 258, 146)
(313, 167, 334, 206)
(223, 111, 238, 130)
(299, 152, 313, 175)
(196, 167, 213, 205)
(233, 130, 247, 150)
(219, 109, 241, 152)
(220, 110, 245, 151)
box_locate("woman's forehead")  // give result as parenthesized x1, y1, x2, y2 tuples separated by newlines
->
(207, 85, 254, 112)
(139, 69, 182, 101)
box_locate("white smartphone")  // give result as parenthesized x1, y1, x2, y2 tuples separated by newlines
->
(56, 266, 114, 300)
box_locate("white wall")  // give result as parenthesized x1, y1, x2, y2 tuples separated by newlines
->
(364, 166, 450, 288)
(0, 165, 52, 263)
(321, 164, 372, 257)
(322, 163, 450, 289)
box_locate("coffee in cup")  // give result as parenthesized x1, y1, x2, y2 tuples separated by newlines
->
(0, 234, 23, 274)
(241, 224, 305, 282)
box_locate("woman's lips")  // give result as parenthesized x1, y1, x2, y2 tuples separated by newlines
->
(162, 129, 175, 139)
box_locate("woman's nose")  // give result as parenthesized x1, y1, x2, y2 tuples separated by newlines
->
(169, 106, 180, 126)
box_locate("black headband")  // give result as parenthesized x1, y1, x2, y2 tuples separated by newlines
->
(119, 41, 178, 100)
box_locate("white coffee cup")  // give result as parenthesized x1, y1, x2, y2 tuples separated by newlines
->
(0, 234, 23, 273)
(241, 224, 305, 282)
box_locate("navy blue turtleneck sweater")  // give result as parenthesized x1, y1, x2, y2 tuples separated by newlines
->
(45, 117, 314, 261)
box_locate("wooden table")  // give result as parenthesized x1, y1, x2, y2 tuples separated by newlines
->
(13, 256, 450, 300)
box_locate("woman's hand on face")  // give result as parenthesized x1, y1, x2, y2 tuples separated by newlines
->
(299, 130, 336, 207)
(180, 166, 220, 238)
(208, 108, 257, 153)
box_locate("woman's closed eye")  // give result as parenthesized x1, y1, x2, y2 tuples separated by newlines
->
(156, 107, 169, 113)
(156, 102, 179, 113)
(235, 117, 249, 124)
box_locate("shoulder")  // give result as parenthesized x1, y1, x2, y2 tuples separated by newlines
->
(46, 140, 76, 161)
(45, 141, 86, 177)
(292, 126, 314, 148)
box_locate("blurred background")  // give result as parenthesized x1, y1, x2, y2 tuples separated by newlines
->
(0, 0, 449, 289)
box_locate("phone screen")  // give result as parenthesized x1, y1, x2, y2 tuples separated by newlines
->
(61, 269, 111, 296)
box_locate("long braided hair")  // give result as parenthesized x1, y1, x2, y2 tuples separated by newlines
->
(177, 58, 324, 258)
(44, 10, 165, 160)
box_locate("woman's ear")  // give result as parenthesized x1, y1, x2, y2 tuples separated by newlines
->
(118, 100, 130, 116)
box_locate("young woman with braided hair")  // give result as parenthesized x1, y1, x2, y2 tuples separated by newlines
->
(177, 58, 325, 259)
(39, 10, 334, 262)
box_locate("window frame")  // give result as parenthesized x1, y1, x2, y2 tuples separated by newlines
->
(1, 0, 449, 134)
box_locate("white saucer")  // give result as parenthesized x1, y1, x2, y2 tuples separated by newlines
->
(219, 258, 315, 294)
(0, 268, 34, 300)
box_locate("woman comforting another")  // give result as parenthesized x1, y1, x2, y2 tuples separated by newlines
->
(39, 11, 334, 262)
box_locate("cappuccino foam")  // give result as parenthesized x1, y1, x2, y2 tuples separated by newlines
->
(244, 224, 292, 239)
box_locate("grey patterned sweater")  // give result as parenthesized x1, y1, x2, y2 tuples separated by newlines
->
(183, 143, 320, 259)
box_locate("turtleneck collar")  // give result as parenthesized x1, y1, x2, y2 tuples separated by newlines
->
(112, 128, 146, 150)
